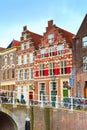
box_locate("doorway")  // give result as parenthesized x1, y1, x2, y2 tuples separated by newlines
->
(29, 92, 33, 104)
(84, 81, 87, 98)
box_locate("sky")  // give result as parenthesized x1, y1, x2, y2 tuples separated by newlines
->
(0, 0, 87, 48)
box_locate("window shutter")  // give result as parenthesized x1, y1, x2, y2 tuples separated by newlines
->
(54, 68, 60, 75)
(44, 70, 48, 76)
(66, 67, 71, 74)
(35, 71, 39, 77)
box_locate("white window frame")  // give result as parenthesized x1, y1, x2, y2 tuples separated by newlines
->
(39, 83, 46, 101)
(21, 43, 24, 50)
(24, 69, 27, 80)
(60, 60, 66, 74)
(30, 53, 33, 63)
(29, 68, 33, 79)
(18, 56, 22, 65)
(18, 69, 22, 80)
(24, 54, 27, 64)
(82, 36, 87, 47)
(83, 57, 87, 71)
(48, 34, 54, 44)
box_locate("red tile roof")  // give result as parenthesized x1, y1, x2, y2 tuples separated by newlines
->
(0, 47, 5, 51)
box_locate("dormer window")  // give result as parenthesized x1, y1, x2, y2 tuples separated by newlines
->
(82, 36, 87, 47)
(48, 34, 54, 44)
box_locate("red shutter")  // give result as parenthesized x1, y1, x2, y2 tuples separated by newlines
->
(35, 71, 39, 77)
(54, 51, 57, 56)
(37, 54, 41, 58)
(44, 70, 48, 76)
(66, 67, 71, 74)
(45, 53, 49, 57)
(54, 68, 60, 75)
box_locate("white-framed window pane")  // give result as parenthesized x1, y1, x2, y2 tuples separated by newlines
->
(30, 53, 33, 63)
(24, 69, 27, 80)
(83, 57, 87, 71)
(26, 42, 30, 49)
(30, 68, 33, 79)
(82, 36, 87, 47)
(18, 56, 22, 65)
(48, 34, 54, 44)
(21, 44, 24, 50)
(24, 54, 27, 64)
(18, 70, 22, 80)
(23, 86, 28, 101)
(39, 64, 44, 76)
(60, 60, 66, 74)
(18, 86, 21, 100)
(39, 83, 46, 101)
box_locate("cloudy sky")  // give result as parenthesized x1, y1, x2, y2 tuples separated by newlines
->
(0, 0, 87, 48)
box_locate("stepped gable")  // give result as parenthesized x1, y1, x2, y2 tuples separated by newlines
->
(28, 31, 43, 49)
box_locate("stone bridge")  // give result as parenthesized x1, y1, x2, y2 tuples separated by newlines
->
(0, 104, 29, 130)
(1, 103, 87, 130)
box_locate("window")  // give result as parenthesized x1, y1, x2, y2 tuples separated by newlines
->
(49, 62, 54, 76)
(23, 34, 26, 40)
(50, 82, 57, 106)
(41, 49, 46, 58)
(82, 36, 87, 47)
(18, 56, 22, 65)
(3, 70, 6, 80)
(83, 57, 87, 71)
(30, 68, 33, 79)
(7, 69, 10, 79)
(18, 70, 22, 80)
(21, 44, 24, 50)
(60, 60, 66, 74)
(24, 69, 27, 80)
(57, 45, 64, 55)
(12, 68, 15, 78)
(39, 83, 46, 100)
(39, 64, 44, 76)
(50, 47, 54, 56)
(24, 54, 27, 64)
(48, 34, 54, 44)
(26, 42, 30, 49)
(30, 53, 33, 63)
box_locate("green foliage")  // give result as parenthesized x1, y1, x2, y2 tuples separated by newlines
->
(15, 98, 20, 103)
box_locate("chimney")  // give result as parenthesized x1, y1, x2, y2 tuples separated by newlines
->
(48, 20, 53, 27)
(23, 26, 27, 31)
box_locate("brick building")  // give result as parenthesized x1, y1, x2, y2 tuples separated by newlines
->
(0, 40, 20, 100)
(34, 20, 74, 105)
(16, 26, 42, 104)
(0, 20, 74, 105)
(73, 14, 87, 98)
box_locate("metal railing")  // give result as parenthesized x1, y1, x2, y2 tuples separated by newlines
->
(0, 91, 87, 111)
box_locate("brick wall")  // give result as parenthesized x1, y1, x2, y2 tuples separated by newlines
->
(31, 106, 87, 130)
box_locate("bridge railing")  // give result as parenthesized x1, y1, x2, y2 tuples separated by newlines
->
(0, 91, 87, 111)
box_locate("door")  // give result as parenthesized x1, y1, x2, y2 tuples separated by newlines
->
(29, 92, 33, 104)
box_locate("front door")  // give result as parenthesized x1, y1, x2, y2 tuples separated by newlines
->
(29, 92, 33, 104)
(84, 81, 87, 98)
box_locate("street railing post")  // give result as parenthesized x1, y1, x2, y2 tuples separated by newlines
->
(41, 94, 44, 107)
(70, 96, 73, 111)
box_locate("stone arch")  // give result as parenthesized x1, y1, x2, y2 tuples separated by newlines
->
(0, 107, 19, 130)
